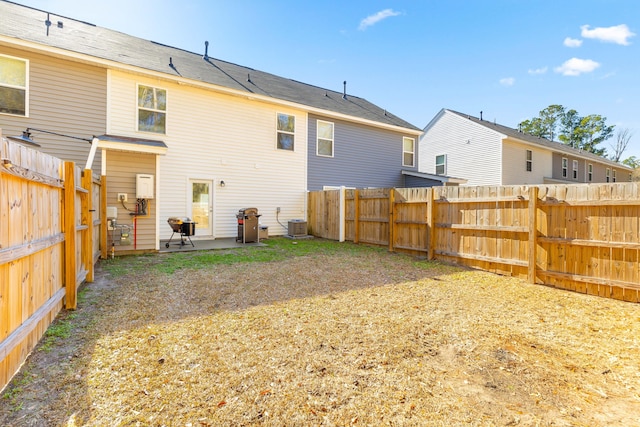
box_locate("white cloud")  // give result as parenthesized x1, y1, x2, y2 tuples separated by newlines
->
(563, 37, 583, 47)
(554, 58, 600, 76)
(528, 66, 548, 75)
(358, 9, 401, 30)
(499, 77, 515, 86)
(580, 24, 635, 45)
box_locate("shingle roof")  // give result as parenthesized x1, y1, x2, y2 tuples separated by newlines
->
(0, 0, 420, 131)
(446, 109, 630, 169)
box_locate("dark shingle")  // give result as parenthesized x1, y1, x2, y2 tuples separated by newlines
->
(446, 109, 628, 169)
(0, 1, 420, 131)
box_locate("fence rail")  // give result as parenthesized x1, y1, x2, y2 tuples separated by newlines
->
(1, 133, 105, 391)
(308, 183, 640, 303)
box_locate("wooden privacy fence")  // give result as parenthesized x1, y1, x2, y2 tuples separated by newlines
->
(0, 134, 105, 391)
(308, 183, 640, 303)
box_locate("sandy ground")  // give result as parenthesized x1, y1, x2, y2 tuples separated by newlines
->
(1, 240, 639, 426)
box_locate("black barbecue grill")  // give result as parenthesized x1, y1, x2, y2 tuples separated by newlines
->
(165, 217, 195, 248)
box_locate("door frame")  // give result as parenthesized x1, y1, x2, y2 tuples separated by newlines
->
(188, 178, 214, 237)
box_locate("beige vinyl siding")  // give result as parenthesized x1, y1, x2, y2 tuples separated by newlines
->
(502, 139, 552, 184)
(108, 70, 307, 239)
(105, 150, 156, 251)
(0, 46, 106, 173)
(420, 110, 502, 186)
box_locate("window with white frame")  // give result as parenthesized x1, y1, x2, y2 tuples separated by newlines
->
(403, 137, 415, 167)
(572, 160, 578, 179)
(137, 85, 166, 134)
(606, 168, 611, 182)
(562, 157, 568, 178)
(613, 169, 617, 182)
(316, 120, 334, 157)
(588, 164, 593, 182)
(0, 54, 28, 116)
(277, 113, 295, 150)
(630, 173, 633, 182)
(435, 154, 446, 175)
(526, 150, 532, 172)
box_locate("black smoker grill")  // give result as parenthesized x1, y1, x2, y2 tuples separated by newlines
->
(236, 208, 261, 243)
(165, 217, 196, 248)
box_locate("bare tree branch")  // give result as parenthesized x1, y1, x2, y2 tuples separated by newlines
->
(610, 128, 633, 162)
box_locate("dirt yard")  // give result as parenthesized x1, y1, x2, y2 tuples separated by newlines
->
(1, 238, 639, 426)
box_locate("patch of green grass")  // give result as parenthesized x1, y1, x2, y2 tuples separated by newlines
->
(102, 237, 385, 276)
(39, 314, 76, 353)
(1, 370, 33, 411)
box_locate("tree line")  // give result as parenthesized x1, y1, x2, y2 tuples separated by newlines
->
(518, 105, 637, 171)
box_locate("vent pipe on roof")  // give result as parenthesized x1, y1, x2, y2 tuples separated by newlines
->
(203, 41, 209, 60)
(480, 111, 483, 120)
(45, 12, 51, 36)
(247, 73, 251, 83)
(343, 81, 347, 100)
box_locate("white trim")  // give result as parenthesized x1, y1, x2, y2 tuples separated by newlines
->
(96, 140, 167, 155)
(155, 154, 161, 250)
(435, 153, 447, 175)
(276, 112, 295, 151)
(0, 53, 29, 117)
(316, 119, 334, 157)
(402, 136, 415, 167)
(136, 83, 168, 135)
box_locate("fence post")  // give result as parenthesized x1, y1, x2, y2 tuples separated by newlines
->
(339, 186, 346, 242)
(64, 161, 77, 309)
(388, 188, 395, 252)
(427, 187, 435, 260)
(528, 186, 538, 284)
(354, 189, 360, 244)
(82, 169, 94, 282)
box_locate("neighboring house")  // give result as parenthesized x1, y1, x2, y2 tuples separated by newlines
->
(419, 109, 633, 186)
(0, 1, 423, 252)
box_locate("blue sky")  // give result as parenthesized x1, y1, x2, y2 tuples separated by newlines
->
(17, 0, 640, 160)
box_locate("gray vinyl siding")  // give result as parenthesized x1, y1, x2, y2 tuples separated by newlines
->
(403, 175, 441, 188)
(0, 45, 106, 173)
(551, 153, 624, 183)
(307, 114, 418, 190)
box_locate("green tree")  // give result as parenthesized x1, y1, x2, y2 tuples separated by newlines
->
(518, 105, 614, 156)
(622, 156, 640, 168)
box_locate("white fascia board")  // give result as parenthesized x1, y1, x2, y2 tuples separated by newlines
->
(97, 140, 168, 155)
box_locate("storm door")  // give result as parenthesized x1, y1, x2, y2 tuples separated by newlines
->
(189, 179, 213, 236)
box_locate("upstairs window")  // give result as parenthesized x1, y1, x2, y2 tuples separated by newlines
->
(0, 54, 28, 116)
(612, 169, 617, 182)
(526, 150, 532, 172)
(606, 168, 611, 182)
(316, 120, 334, 157)
(588, 164, 593, 182)
(138, 85, 166, 134)
(562, 158, 568, 178)
(277, 113, 295, 151)
(403, 137, 415, 167)
(435, 154, 446, 175)
(572, 160, 578, 179)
